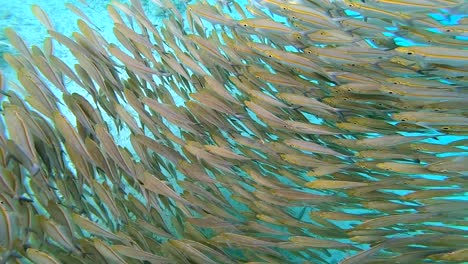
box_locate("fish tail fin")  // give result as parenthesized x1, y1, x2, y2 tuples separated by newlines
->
(335, 108, 352, 121)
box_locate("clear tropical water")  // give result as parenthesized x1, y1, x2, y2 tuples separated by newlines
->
(0, 0, 467, 263)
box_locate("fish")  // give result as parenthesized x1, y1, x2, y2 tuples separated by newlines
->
(260, 49, 336, 82)
(66, 2, 102, 30)
(93, 239, 127, 264)
(143, 99, 196, 134)
(111, 244, 171, 263)
(282, 4, 342, 30)
(191, 90, 242, 116)
(71, 213, 130, 244)
(395, 46, 468, 67)
(340, 0, 419, 22)
(211, 232, 278, 248)
(108, 44, 169, 76)
(307, 163, 350, 177)
(31, 5, 54, 31)
(429, 248, 468, 262)
(284, 235, 359, 250)
(95, 124, 134, 177)
(237, 18, 293, 34)
(244, 68, 312, 90)
(362, 0, 459, 11)
(376, 161, 430, 174)
(187, 2, 237, 28)
(426, 156, 468, 175)
(276, 92, 342, 115)
(392, 111, 468, 125)
(205, 144, 251, 161)
(244, 100, 289, 128)
(140, 171, 191, 205)
(0, 203, 18, 250)
(26, 248, 62, 264)
(306, 180, 368, 189)
(283, 120, 343, 135)
(340, 242, 386, 264)
(38, 216, 82, 255)
(356, 213, 435, 229)
(2, 0, 468, 263)
(4, 107, 40, 175)
(284, 138, 348, 156)
(169, 239, 220, 264)
(4, 28, 34, 63)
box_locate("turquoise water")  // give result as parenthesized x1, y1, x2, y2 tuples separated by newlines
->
(1, 0, 468, 263)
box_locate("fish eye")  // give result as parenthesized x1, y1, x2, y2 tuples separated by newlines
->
(442, 127, 449, 130)
(388, 91, 393, 94)
(407, 52, 413, 55)
(446, 29, 451, 32)
(400, 118, 407, 122)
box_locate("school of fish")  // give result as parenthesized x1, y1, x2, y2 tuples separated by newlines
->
(0, 0, 467, 263)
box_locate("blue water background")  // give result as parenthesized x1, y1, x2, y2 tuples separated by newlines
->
(1, 0, 467, 263)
